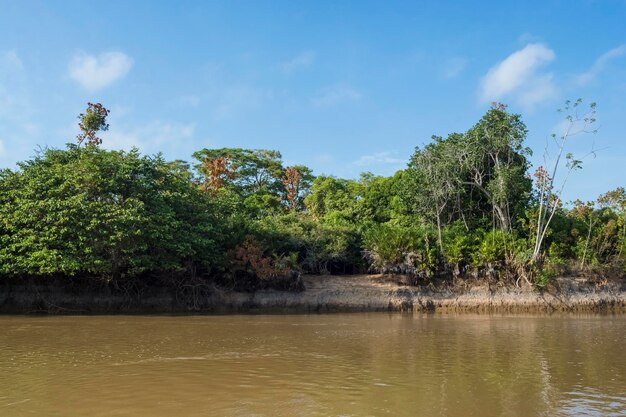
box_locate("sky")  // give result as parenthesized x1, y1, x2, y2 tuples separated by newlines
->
(0, 0, 625, 202)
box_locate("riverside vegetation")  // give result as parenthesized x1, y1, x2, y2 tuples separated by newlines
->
(0, 100, 624, 310)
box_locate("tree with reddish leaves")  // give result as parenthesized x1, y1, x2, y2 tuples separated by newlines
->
(200, 155, 237, 192)
(282, 166, 302, 211)
(76, 102, 110, 147)
(233, 236, 290, 280)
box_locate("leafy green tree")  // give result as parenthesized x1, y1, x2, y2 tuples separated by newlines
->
(355, 172, 403, 224)
(304, 176, 361, 221)
(462, 103, 532, 232)
(401, 104, 532, 250)
(0, 145, 219, 282)
(193, 148, 285, 196)
(596, 187, 626, 263)
(401, 133, 464, 249)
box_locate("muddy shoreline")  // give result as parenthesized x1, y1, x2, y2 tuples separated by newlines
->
(1, 275, 625, 314)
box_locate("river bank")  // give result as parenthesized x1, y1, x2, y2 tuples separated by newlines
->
(1, 274, 625, 314)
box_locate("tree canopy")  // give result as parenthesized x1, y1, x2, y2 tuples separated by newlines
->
(0, 101, 621, 292)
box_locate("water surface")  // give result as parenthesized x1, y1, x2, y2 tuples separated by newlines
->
(1, 314, 624, 416)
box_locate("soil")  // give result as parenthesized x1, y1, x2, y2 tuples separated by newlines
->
(1, 274, 624, 314)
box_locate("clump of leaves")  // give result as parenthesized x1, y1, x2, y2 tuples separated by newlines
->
(534, 269, 555, 289)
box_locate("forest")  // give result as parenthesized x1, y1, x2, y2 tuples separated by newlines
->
(0, 100, 624, 295)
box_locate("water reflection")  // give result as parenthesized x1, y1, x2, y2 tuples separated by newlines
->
(1, 314, 624, 417)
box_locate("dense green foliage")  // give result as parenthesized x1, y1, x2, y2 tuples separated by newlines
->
(0, 146, 220, 279)
(0, 103, 623, 292)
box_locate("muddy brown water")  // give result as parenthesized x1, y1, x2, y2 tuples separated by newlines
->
(1, 314, 624, 417)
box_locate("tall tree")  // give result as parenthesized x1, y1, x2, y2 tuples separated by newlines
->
(281, 165, 313, 211)
(462, 103, 532, 232)
(532, 99, 597, 262)
(401, 104, 532, 248)
(76, 102, 110, 147)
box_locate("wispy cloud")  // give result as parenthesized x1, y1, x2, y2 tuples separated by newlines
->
(177, 94, 201, 107)
(312, 84, 362, 107)
(313, 153, 334, 164)
(518, 74, 558, 109)
(279, 51, 315, 73)
(102, 120, 195, 156)
(192, 62, 274, 120)
(442, 57, 467, 79)
(68, 51, 133, 90)
(576, 45, 626, 85)
(1, 50, 23, 72)
(353, 151, 404, 167)
(518, 33, 543, 44)
(211, 85, 272, 120)
(0, 50, 40, 164)
(480, 43, 556, 108)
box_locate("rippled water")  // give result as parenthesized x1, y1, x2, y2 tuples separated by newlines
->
(1, 314, 624, 416)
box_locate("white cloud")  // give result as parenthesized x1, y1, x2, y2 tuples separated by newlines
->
(280, 51, 315, 73)
(68, 51, 133, 90)
(0, 139, 6, 158)
(480, 43, 555, 105)
(312, 84, 362, 107)
(518, 74, 558, 109)
(576, 45, 626, 85)
(442, 57, 467, 79)
(353, 151, 404, 167)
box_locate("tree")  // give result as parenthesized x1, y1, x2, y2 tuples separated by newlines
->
(532, 99, 597, 262)
(304, 176, 361, 221)
(597, 187, 626, 261)
(76, 102, 110, 147)
(401, 135, 463, 250)
(462, 103, 532, 232)
(401, 104, 532, 249)
(282, 167, 301, 211)
(200, 155, 237, 192)
(281, 165, 314, 211)
(192, 148, 285, 196)
(0, 145, 220, 281)
(571, 200, 596, 269)
(355, 172, 403, 224)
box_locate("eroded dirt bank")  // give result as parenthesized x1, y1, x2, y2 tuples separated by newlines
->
(1, 275, 625, 314)
(214, 275, 626, 313)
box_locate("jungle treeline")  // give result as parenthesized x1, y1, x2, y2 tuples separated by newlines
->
(0, 101, 624, 293)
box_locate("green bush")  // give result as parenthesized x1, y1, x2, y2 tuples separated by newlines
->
(473, 229, 510, 266)
(363, 223, 438, 276)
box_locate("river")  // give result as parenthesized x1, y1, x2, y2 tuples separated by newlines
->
(1, 314, 624, 416)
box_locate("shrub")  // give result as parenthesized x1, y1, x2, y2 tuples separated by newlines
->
(363, 223, 438, 278)
(473, 229, 510, 267)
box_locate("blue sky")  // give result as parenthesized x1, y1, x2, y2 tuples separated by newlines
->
(0, 0, 625, 202)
